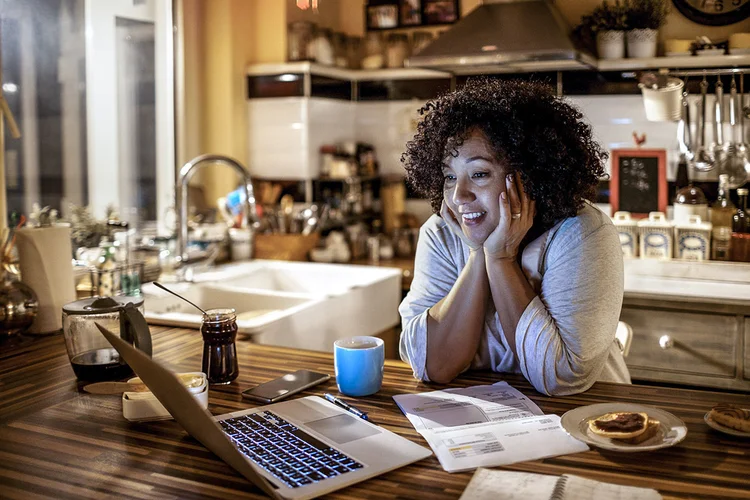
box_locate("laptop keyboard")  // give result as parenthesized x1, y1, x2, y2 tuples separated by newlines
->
(220, 411, 364, 488)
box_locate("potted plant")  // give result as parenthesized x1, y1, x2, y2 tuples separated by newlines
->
(626, 0, 669, 58)
(574, 1, 629, 60)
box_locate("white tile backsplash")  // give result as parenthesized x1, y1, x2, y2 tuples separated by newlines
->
(247, 92, 729, 186)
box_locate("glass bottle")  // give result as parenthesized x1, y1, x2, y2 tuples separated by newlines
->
(287, 21, 314, 61)
(362, 32, 384, 69)
(333, 32, 348, 68)
(312, 27, 334, 65)
(712, 226, 732, 261)
(386, 33, 409, 68)
(347, 35, 362, 69)
(673, 161, 708, 224)
(710, 174, 736, 228)
(97, 238, 119, 296)
(201, 308, 239, 384)
(733, 188, 749, 233)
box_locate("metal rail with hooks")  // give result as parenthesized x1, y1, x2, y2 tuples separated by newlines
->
(669, 68, 750, 77)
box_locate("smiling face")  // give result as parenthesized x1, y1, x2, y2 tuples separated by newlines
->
(442, 129, 508, 245)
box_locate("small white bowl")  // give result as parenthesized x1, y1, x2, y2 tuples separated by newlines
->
(122, 372, 208, 422)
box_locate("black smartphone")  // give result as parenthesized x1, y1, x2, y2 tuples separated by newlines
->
(241, 370, 331, 403)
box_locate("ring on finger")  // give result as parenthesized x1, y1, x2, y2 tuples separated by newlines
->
(511, 213, 521, 220)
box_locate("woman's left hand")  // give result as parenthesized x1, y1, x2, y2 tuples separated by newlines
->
(484, 172, 535, 261)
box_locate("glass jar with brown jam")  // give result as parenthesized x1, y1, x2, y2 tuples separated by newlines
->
(201, 308, 239, 385)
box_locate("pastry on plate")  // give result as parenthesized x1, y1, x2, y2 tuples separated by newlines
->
(619, 419, 660, 444)
(588, 412, 649, 439)
(708, 404, 750, 433)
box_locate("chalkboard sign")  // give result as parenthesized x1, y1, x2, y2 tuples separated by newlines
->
(610, 149, 667, 218)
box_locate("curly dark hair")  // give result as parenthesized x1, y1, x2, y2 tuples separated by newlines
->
(401, 78, 608, 230)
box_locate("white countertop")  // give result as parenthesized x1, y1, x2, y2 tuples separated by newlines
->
(623, 259, 750, 305)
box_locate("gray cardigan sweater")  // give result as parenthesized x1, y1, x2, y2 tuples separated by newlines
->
(399, 202, 631, 396)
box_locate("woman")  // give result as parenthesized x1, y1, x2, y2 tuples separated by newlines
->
(399, 78, 630, 396)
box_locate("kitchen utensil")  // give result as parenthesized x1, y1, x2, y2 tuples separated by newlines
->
(739, 73, 750, 181)
(83, 381, 149, 394)
(676, 79, 693, 161)
(717, 75, 749, 188)
(280, 194, 294, 234)
(62, 296, 152, 381)
(153, 281, 208, 315)
(693, 75, 714, 172)
(712, 76, 725, 162)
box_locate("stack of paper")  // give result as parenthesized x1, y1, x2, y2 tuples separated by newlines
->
(393, 382, 589, 472)
(460, 467, 662, 500)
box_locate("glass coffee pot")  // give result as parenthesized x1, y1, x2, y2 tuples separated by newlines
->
(62, 296, 152, 381)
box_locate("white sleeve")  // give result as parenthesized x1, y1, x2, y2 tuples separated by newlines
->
(515, 223, 624, 396)
(398, 220, 459, 381)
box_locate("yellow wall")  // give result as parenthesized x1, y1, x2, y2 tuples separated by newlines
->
(181, 0, 286, 206)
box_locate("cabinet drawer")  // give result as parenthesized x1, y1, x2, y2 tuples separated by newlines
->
(620, 307, 737, 378)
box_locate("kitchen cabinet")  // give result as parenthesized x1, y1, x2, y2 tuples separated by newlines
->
(622, 293, 750, 392)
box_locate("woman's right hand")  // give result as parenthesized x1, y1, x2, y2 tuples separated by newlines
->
(440, 201, 483, 252)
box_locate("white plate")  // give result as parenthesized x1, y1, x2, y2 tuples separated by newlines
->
(704, 412, 750, 438)
(560, 403, 687, 452)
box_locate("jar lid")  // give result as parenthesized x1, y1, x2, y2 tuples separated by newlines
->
(612, 211, 637, 227)
(63, 295, 144, 315)
(637, 212, 672, 228)
(674, 214, 712, 230)
(202, 308, 237, 323)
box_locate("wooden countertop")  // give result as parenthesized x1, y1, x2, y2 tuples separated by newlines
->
(1, 327, 749, 499)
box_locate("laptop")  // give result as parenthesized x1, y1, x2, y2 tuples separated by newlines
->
(96, 324, 432, 500)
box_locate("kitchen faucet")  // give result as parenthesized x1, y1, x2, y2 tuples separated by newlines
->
(175, 154, 257, 278)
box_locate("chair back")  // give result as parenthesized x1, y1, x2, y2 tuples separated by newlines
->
(615, 321, 633, 358)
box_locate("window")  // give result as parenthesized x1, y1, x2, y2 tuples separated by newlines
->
(1, 0, 174, 232)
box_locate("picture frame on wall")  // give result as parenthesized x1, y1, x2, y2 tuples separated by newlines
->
(367, 3, 399, 30)
(400, 0, 422, 26)
(423, 0, 459, 25)
(366, 0, 459, 30)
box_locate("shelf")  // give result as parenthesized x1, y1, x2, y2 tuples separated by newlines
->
(249, 55, 750, 81)
(316, 175, 380, 183)
(246, 62, 451, 81)
(597, 54, 750, 71)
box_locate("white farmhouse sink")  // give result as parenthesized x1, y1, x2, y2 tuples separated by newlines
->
(142, 260, 402, 352)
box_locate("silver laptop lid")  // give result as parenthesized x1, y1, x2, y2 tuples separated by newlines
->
(95, 323, 280, 499)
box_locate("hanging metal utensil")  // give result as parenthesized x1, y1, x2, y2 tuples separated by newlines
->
(717, 74, 749, 188)
(693, 74, 714, 172)
(713, 76, 725, 161)
(677, 78, 692, 161)
(737, 73, 750, 182)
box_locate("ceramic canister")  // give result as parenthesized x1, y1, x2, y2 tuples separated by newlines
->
(612, 211, 639, 258)
(674, 215, 712, 261)
(637, 212, 673, 260)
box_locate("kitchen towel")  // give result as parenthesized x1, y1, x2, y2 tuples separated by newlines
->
(17, 225, 76, 333)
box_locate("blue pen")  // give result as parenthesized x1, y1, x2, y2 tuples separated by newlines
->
(324, 393, 369, 421)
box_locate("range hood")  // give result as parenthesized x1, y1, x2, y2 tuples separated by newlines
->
(407, 0, 596, 74)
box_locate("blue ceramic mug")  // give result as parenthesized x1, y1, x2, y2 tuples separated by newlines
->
(334, 336, 384, 397)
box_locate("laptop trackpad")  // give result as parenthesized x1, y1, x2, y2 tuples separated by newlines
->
(305, 414, 380, 445)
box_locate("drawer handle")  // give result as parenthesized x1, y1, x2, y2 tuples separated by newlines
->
(659, 335, 674, 350)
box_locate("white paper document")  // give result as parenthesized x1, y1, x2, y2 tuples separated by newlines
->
(459, 467, 662, 500)
(393, 382, 589, 472)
